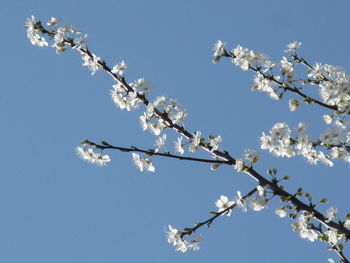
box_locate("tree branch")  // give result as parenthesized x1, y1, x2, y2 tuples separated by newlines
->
(82, 139, 230, 165)
(222, 51, 342, 112)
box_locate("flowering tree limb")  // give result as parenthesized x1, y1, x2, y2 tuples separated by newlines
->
(82, 139, 231, 165)
(25, 16, 350, 261)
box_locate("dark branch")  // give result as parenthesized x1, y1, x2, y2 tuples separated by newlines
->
(83, 140, 230, 165)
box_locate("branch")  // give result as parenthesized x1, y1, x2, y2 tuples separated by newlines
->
(180, 187, 258, 238)
(83, 139, 230, 165)
(222, 51, 342, 113)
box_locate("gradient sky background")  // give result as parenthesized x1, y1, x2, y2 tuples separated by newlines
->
(2, 0, 350, 262)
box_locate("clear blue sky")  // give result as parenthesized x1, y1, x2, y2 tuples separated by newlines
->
(2, 0, 350, 262)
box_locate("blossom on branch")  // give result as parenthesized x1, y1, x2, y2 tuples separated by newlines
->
(292, 211, 318, 242)
(81, 53, 101, 75)
(132, 153, 155, 172)
(112, 60, 127, 76)
(25, 16, 48, 47)
(284, 41, 301, 53)
(154, 134, 167, 153)
(212, 40, 226, 64)
(166, 225, 201, 252)
(252, 72, 279, 100)
(76, 146, 111, 166)
(215, 195, 235, 216)
(174, 137, 184, 155)
(189, 131, 202, 152)
(111, 83, 141, 111)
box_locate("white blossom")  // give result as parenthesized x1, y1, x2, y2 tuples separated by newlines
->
(288, 99, 299, 111)
(167, 225, 181, 246)
(344, 219, 350, 228)
(73, 34, 88, 50)
(244, 149, 259, 163)
(323, 114, 333, 124)
(285, 41, 301, 53)
(52, 25, 69, 53)
(317, 151, 333, 167)
(275, 207, 287, 218)
(139, 104, 162, 135)
(299, 228, 318, 242)
(260, 132, 273, 151)
(132, 153, 155, 172)
(232, 45, 251, 71)
(320, 129, 341, 146)
(249, 197, 267, 211)
(215, 195, 235, 216)
(261, 123, 295, 158)
(155, 134, 167, 153)
(166, 225, 201, 253)
(281, 57, 294, 77)
(325, 207, 338, 223)
(295, 122, 307, 133)
(47, 17, 59, 27)
(189, 131, 201, 152)
(131, 78, 153, 94)
(111, 60, 127, 76)
(212, 40, 226, 64)
(234, 159, 244, 172)
(335, 118, 350, 130)
(111, 83, 140, 111)
(76, 147, 111, 166)
(95, 153, 111, 166)
(25, 16, 48, 47)
(292, 211, 318, 242)
(174, 137, 184, 155)
(270, 122, 291, 139)
(234, 191, 247, 212)
(81, 53, 100, 75)
(209, 135, 223, 152)
(308, 63, 350, 113)
(262, 60, 276, 72)
(295, 134, 313, 156)
(256, 185, 264, 196)
(252, 72, 279, 100)
(325, 230, 340, 245)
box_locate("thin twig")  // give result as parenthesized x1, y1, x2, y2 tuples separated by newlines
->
(180, 187, 257, 237)
(83, 140, 230, 165)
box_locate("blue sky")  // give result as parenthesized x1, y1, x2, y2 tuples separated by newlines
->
(2, 0, 350, 262)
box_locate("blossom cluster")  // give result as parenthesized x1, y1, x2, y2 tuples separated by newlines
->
(140, 96, 187, 136)
(261, 121, 350, 166)
(25, 16, 88, 54)
(231, 45, 273, 72)
(25, 16, 48, 47)
(292, 211, 319, 242)
(132, 153, 155, 172)
(82, 53, 101, 75)
(215, 186, 267, 216)
(292, 210, 345, 246)
(110, 82, 141, 111)
(166, 225, 201, 253)
(252, 72, 280, 100)
(232, 149, 260, 172)
(213, 40, 350, 166)
(76, 146, 111, 166)
(308, 63, 350, 114)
